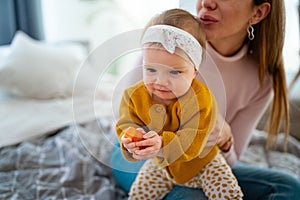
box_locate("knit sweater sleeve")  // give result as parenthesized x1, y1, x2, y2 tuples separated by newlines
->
(222, 84, 273, 166)
(115, 82, 148, 162)
(201, 43, 274, 167)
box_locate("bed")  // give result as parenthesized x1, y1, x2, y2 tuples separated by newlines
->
(0, 32, 299, 200)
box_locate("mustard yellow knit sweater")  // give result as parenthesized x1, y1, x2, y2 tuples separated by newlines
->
(116, 79, 218, 184)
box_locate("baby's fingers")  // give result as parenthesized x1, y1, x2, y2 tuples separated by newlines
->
(121, 137, 137, 151)
(121, 137, 132, 145)
(136, 137, 157, 147)
(136, 128, 146, 134)
(143, 130, 158, 139)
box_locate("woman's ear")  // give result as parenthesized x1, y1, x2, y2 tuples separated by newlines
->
(251, 3, 271, 25)
(194, 69, 198, 77)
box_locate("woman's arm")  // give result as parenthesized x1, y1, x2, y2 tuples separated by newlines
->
(219, 89, 273, 166)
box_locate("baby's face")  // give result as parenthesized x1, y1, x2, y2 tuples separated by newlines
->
(142, 47, 196, 104)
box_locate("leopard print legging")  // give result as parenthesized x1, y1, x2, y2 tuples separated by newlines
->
(129, 153, 243, 200)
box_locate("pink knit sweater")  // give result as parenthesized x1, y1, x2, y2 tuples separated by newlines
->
(199, 43, 272, 166)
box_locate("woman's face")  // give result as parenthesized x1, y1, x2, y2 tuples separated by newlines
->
(196, 0, 255, 51)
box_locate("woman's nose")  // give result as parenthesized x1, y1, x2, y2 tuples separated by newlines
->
(199, 0, 217, 10)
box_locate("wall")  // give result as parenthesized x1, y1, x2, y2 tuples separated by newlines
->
(41, 0, 178, 51)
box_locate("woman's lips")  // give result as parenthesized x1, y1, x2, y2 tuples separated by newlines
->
(199, 15, 218, 25)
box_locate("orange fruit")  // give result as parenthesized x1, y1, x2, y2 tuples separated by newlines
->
(124, 127, 144, 142)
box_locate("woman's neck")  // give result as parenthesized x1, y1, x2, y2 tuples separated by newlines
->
(209, 35, 246, 56)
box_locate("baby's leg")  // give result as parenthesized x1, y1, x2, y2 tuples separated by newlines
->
(185, 153, 243, 200)
(128, 159, 173, 200)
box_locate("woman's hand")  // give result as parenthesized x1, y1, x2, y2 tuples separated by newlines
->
(214, 114, 233, 152)
(132, 129, 163, 160)
(202, 113, 233, 154)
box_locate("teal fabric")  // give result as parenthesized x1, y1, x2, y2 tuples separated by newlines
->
(110, 143, 145, 192)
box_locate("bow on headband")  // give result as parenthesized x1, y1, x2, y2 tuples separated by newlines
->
(141, 25, 202, 70)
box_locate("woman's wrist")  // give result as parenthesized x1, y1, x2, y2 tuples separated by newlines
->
(221, 143, 232, 152)
(220, 137, 233, 152)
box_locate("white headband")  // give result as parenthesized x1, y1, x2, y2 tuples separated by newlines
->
(141, 25, 202, 70)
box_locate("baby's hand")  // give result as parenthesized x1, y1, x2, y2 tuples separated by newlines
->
(133, 130, 162, 160)
(121, 127, 144, 154)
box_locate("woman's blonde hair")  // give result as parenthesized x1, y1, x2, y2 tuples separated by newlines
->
(250, 0, 289, 149)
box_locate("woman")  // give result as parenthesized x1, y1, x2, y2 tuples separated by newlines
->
(111, 0, 300, 199)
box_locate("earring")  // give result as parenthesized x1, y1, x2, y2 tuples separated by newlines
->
(247, 25, 254, 41)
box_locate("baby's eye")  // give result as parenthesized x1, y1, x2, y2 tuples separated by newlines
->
(147, 68, 157, 73)
(170, 70, 182, 75)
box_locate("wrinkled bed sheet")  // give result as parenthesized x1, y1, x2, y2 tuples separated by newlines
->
(0, 118, 127, 200)
(240, 130, 300, 180)
(0, 119, 299, 200)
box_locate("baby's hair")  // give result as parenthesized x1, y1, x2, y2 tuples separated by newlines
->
(142, 8, 206, 59)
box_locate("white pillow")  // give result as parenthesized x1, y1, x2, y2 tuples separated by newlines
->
(0, 31, 85, 99)
(0, 45, 11, 60)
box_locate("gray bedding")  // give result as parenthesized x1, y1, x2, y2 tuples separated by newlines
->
(240, 130, 300, 179)
(0, 118, 126, 200)
(0, 118, 299, 200)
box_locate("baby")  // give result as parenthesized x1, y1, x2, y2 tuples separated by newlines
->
(116, 8, 243, 200)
